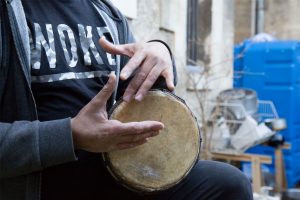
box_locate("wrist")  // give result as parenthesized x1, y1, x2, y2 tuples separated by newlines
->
(71, 118, 80, 150)
(147, 40, 173, 57)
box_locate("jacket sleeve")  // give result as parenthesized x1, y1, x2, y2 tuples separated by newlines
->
(116, 18, 178, 100)
(0, 118, 77, 179)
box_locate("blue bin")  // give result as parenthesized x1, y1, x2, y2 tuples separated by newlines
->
(241, 41, 300, 141)
(234, 40, 300, 187)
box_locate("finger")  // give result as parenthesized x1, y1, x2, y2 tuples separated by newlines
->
(89, 73, 116, 110)
(120, 131, 159, 143)
(135, 66, 175, 101)
(135, 65, 163, 101)
(162, 68, 175, 91)
(99, 36, 134, 57)
(120, 51, 147, 80)
(122, 70, 147, 102)
(116, 121, 164, 136)
(117, 138, 148, 150)
(123, 59, 156, 102)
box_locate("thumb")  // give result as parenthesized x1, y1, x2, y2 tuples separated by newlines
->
(87, 72, 117, 111)
(99, 36, 134, 57)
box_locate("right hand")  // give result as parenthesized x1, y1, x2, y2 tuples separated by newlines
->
(71, 73, 164, 152)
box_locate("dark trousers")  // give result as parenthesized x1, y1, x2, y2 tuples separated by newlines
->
(42, 160, 253, 200)
(100, 160, 253, 200)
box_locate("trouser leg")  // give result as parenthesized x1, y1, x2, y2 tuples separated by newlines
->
(99, 160, 253, 200)
(152, 160, 253, 200)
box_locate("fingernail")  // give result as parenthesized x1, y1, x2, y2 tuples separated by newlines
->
(135, 94, 143, 101)
(160, 123, 165, 129)
(170, 85, 175, 91)
(121, 72, 128, 79)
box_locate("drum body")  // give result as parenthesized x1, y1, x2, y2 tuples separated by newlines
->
(103, 90, 201, 193)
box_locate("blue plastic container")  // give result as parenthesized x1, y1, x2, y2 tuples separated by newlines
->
(247, 145, 300, 171)
(242, 41, 300, 142)
(233, 39, 252, 87)
(242, 161, 300, 188)
(234, 40, 300, 187)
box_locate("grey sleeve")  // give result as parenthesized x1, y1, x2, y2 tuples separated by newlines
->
(0, 118, 77, 179)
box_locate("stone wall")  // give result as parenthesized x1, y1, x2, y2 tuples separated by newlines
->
(234, 0, 253, 43)
(264, 0, 300, 39)
(234, 0, 300, 43)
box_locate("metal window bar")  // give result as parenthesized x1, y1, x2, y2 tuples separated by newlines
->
(187, 0, 198, 65)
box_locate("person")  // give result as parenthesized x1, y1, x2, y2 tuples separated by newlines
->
(0, 0, 253, 199)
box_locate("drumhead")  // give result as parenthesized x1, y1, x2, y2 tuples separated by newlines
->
(104, 90, 201, 193)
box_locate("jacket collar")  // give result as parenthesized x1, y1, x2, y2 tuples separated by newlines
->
(9, 0, 31, 68)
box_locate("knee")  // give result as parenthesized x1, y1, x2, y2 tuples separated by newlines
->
(208, 161, 253, 199)
(194, 161, 253, 200)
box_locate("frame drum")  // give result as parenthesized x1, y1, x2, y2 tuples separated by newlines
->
(103, 90, 201, 193)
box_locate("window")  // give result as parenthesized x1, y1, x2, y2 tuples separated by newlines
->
(187, 0, 198, 65)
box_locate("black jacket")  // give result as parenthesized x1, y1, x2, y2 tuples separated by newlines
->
(0, 0, 176, 199)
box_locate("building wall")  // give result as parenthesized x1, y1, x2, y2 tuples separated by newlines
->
(234, 0, 300, 43)
(264, 0, 300, 39)
(209, 0, 235, 93)
(195, 0, 212, 66)
(234, 0, 254, 43)
(128, 0, 176, 51)
(109, 0, 137, 19)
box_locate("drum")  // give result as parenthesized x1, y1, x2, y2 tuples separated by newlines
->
(103, 90, 201, 193)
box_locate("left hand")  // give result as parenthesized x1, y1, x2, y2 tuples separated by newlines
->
(99, 37, 174, 102)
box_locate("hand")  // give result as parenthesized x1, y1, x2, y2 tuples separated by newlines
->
(99, 37, 174, 102)
(71, 73, 164, 152)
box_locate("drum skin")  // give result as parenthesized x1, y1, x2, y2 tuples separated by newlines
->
(104, 90, 201, 193)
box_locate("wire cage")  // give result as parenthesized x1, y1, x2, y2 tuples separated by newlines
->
(255, 100, 279, 122)
(206, 100, 279, 154)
